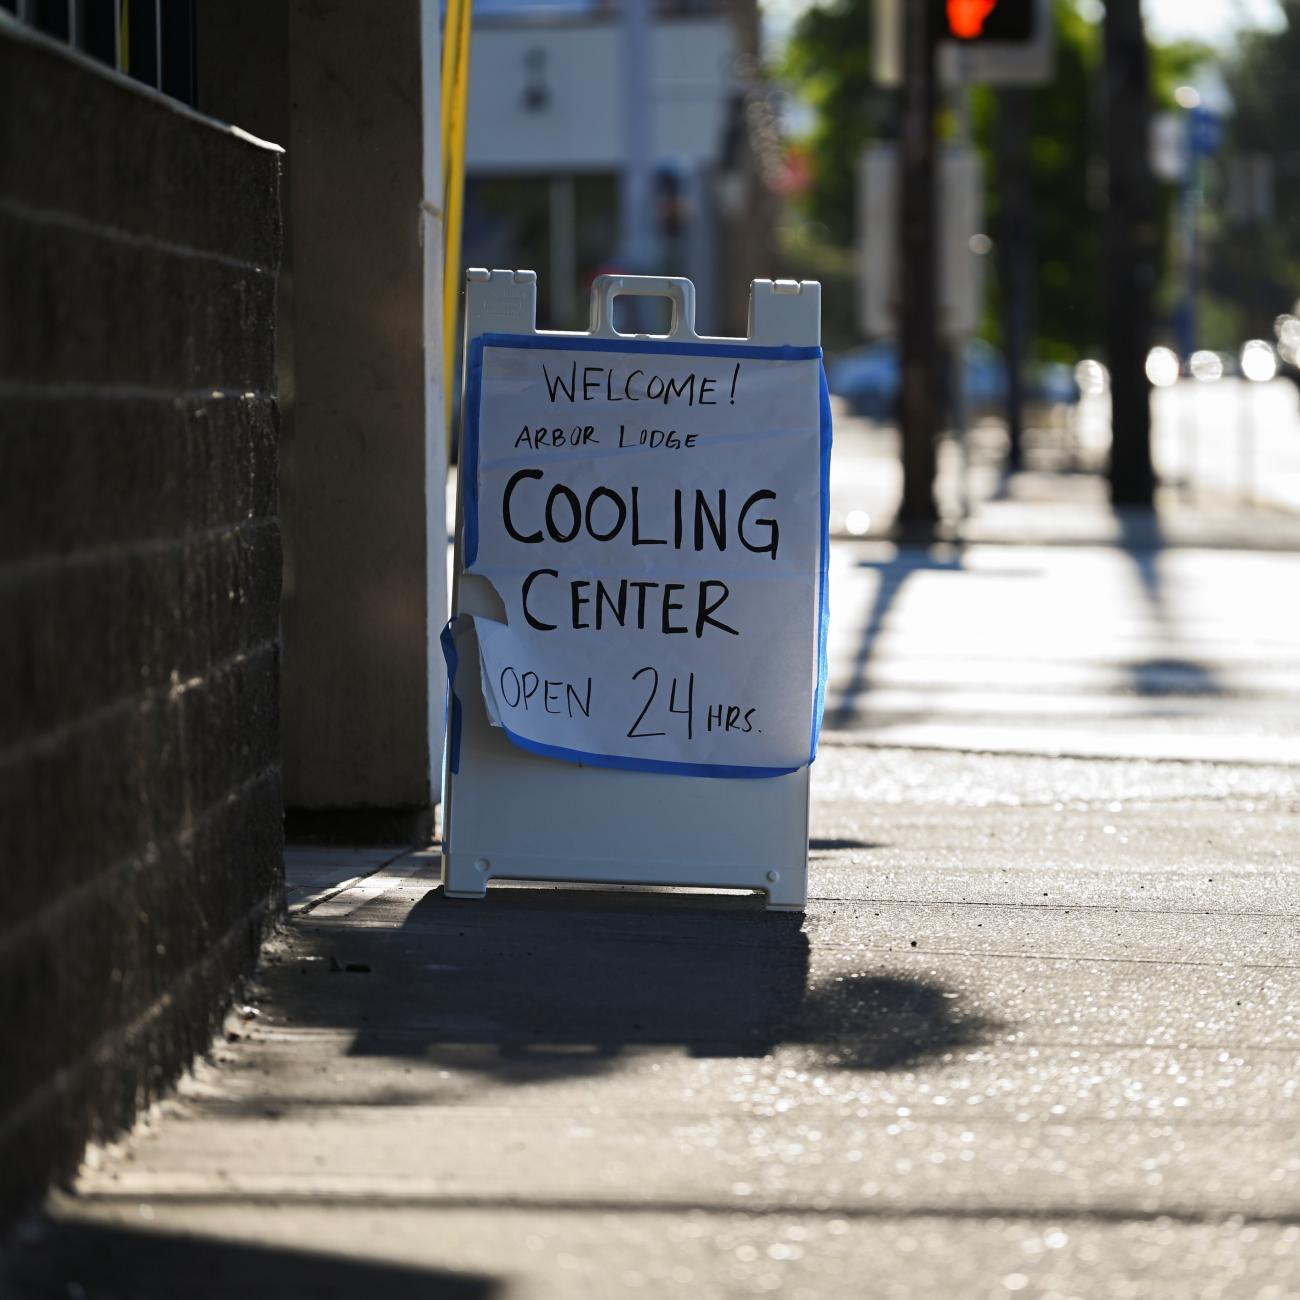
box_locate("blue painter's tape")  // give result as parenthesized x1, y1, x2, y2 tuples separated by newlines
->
(459, 332, 832, 780)
(462, 339, 486, 567)
(478, 333, 823, 362)
(439, 619, 463, 775)
(808, 362, 833, 764)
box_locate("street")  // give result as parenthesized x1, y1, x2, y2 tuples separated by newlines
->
(6, 405, 1299, 1299)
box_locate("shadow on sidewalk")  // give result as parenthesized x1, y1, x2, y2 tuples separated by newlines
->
(826, 549, 966, 730)
(3, 1219, 500, 1300)
(826, 508, 1228, 732)
(1115, 509, 1226, 702)
(827, 547, 1042, 731)
(276, 886, 1000, 1085)
(2, 885, 1001, 1300)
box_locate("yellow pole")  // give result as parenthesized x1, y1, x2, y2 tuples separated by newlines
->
(442, 0, 473, 450)
(439, 0, 462, 200)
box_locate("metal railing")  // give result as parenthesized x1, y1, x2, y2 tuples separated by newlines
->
(1, 0, 195, 104)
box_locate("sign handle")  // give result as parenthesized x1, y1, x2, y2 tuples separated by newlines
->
(588, 274, 699, 342)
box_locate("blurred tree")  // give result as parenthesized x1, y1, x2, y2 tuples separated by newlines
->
(987, 1, 1104, 362)
(1144, 39, 1216, 344)
(1209, 2, 1300, 335)
(783, 0, 884, 249)
(722, 0, 783, 335)
(1103, 0, 1157, 504)
(785, 0, 1107, 358)
(784, 0, 1201, 362)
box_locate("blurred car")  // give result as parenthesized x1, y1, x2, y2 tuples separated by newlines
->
(826, 341, 1078, 421)
(826, 343, 901, 421)
(964, 338, 1008, 413)
(1032, 361, 1082, 406)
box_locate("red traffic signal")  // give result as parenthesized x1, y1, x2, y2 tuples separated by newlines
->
(938, 0, 1036, 43)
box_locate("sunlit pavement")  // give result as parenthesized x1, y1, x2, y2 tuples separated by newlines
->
(826, 392, 1300, 766)
(824, 531, 1300, 764)
(7, 421, 1300, 1299)
(1152, 377, 1300, 515)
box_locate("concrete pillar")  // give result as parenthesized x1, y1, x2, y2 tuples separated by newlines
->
(198, 2, 446, 842)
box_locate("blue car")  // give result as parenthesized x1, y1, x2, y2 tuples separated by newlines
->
(826, 343, 902, 421)
(827, 342, 1078, 421)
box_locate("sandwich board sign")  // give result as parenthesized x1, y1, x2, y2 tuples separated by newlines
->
(441, 271, 829, 910)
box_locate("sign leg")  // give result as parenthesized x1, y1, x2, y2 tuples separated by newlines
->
(443, 852, 490, 900)
(764, 863, 808, 912)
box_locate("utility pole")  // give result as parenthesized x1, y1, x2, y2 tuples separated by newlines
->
(997, 85, 1033, 474)
(1103, 0, 1156, 505)
(723, 0, 780, 337)
(620, 0, 654, 276)
(897, 0, 939, 536)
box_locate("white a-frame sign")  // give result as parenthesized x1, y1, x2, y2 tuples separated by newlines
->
(442, 272, 829, 910)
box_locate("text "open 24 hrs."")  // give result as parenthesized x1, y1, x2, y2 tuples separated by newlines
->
(496, 665, 758, 742)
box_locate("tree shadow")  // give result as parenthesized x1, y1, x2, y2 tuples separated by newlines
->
(827, 548, 1041, 732)
(265, 886, 1003, 1087)
(3, 1219, 500, 1300)
(830, 515, 1227, 730)
(1114, 508, 1226, 702)
(796, 973, 993, 1070)
(827, 548, 966, 730)
(1127, 655, 1224, 698)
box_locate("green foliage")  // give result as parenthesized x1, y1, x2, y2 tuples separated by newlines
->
(1206, 2, 1300, 337)
(782, 0, 1202, 361)
(1148, 39, 1213, 110)
(778, 222, 861, 352)
(783, 0, 883, 246)
(993, 0, 1104, 360)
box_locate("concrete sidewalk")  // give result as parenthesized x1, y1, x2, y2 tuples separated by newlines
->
(5, 469, 1300, 1298)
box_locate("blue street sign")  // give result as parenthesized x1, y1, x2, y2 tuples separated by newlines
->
(1190, 106, 1223, 158)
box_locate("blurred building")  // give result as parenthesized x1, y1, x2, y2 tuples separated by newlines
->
(461, 0, 780, 335)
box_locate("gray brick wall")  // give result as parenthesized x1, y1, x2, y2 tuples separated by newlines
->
(0, 28, 284, 1225)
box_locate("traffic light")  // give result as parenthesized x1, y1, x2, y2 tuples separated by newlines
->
(936, 0, 1036, 43)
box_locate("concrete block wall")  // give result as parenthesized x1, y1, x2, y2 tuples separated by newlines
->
(0, 27, 284, 1224)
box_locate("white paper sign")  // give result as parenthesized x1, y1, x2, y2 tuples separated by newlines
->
(459, 334, 830, 777)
